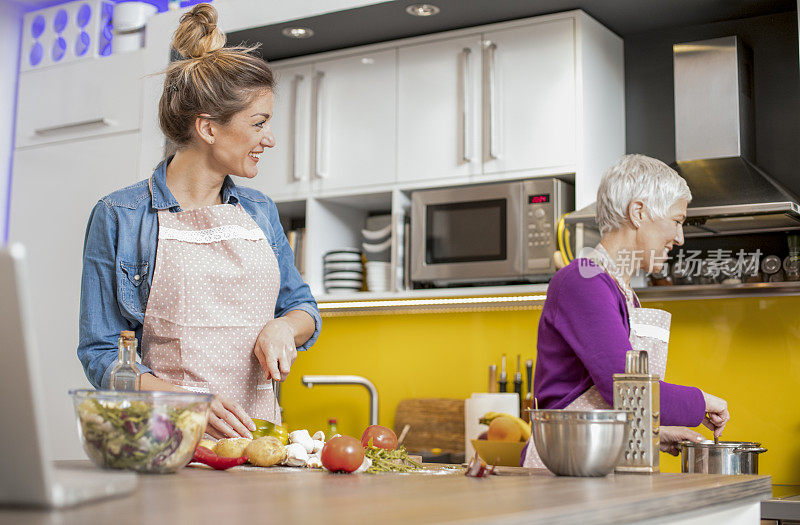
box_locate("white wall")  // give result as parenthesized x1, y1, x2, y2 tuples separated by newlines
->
(0, 0, 23, 244)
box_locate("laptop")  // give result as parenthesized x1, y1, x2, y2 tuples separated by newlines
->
(0, 244, 137, 508)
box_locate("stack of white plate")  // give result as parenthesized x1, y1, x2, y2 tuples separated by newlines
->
(361, 220, 391, 263)
(365, 261, 392, 292)
(323, 249, 363, 294)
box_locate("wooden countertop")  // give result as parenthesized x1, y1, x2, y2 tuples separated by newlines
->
(1, 462, 772, 524)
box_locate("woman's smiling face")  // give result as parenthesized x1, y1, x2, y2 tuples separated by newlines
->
(209, 90, 275, 179)
(636, 198, 687, 273)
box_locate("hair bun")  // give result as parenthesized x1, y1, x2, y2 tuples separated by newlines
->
(172, 3, 226, 59)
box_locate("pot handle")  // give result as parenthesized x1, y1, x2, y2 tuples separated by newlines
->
(735, 446, 768, 454)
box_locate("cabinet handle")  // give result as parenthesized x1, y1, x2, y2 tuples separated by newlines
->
(461, 47, 472, 164)
(292, 74, 305, 181)
(313, 71, 327, 179)
(34, 118, 114, 136)
(485, 41, 499, 160)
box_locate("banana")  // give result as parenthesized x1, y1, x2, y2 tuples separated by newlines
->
(512, 416, 531, 441)
(479, 411, 531, 441)
(477, 411, 505, 425)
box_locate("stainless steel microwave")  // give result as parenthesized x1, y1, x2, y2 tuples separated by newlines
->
(410, 179, 574, 286)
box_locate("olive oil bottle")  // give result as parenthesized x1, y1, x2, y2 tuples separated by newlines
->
(110, 330, 141, 391)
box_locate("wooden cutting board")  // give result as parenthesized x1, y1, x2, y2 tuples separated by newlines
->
(394, 398, 465, 454)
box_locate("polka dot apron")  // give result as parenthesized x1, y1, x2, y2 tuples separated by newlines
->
(141, 202, 282, 423)
(522, 244, 670, 468)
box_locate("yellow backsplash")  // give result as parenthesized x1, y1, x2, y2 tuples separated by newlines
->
(282, 296, 800, 484)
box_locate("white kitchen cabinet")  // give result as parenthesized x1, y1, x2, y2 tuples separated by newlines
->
(8, 132, 142, 460)
(481, 18, 576, 177)
(394, 12, 621, 204)
(259, 11, 621, 207)
(311, 49, 396, 192)
(249, 64, 314, 200)
(15, 51, 145, 148)
(397, 36, 483, 184)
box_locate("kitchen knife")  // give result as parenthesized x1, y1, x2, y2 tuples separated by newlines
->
(498, 354, 507, 393)
(488, 364, 498, 393)
(513, 354, 522, 404)
(522, 359, 534, 422)
(273, 378, 280, 404)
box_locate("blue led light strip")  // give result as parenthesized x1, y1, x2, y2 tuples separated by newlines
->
(4, 7, 24, 245)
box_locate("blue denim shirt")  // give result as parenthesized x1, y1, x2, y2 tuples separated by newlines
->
(77, 157, 321, 389)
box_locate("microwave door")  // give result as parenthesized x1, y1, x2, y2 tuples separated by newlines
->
(411, 182, 523, 285)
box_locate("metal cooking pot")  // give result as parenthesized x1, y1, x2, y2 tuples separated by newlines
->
(680, 440, 767, 475)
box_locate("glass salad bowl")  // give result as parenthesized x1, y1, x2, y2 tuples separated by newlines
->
(71, 389, 213, 474)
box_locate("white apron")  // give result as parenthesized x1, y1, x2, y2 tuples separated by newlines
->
(141, 199, 282, 423)
(523, 244, 670, 468)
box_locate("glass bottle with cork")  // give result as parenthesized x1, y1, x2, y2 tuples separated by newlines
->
(110, 330, 141, 391)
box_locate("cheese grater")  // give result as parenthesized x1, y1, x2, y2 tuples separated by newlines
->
(613, 350, 660, 473)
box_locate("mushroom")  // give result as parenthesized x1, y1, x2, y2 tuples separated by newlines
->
(283, 443, 309, 467)
(289, 429, 315, 454)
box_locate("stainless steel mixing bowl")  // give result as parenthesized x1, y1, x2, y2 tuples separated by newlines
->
(529, 409, 632, 477)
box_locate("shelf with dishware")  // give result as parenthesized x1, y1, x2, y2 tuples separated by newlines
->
(277, 183, 555, 308)
(297, 191, 394, 298)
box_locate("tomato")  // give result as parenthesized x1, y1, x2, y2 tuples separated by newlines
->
(360, 425, 398, 450)
(320, 435, 365, 473)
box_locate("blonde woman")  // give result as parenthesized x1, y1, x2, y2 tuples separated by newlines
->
(77, 4, 320, 440)
(523, 154, 730, 467)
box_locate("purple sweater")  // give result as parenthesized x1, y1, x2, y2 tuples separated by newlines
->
(533, 259, 705, 427)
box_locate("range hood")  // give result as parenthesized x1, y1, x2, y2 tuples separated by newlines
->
(569, 36, 800, 237)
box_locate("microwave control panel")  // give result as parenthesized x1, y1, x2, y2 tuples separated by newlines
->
(523, 179, 574, 274)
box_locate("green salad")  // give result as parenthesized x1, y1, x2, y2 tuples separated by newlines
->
(77, 398, 206, 473)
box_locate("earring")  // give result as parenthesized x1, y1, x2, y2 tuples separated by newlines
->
(210, 139, 215, 144)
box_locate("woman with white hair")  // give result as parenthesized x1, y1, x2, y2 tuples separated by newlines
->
(522, 154, 730, 468)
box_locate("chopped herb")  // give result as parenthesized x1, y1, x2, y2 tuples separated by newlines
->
(364, 446, 423, 473)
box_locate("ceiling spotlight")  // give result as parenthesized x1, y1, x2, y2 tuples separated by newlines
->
(281, 27, 314, 39)
(405, 4, 440, 17)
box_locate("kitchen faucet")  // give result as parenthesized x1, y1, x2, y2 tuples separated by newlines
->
(301, 375, 378, 426)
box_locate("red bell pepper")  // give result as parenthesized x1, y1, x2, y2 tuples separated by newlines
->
(191, 446, 247, 470)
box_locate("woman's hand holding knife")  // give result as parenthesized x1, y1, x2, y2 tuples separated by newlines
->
(254, 317, 298, 382)
(253, 310, 315, 382)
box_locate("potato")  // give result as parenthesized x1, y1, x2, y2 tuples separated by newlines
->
(215, 437, 251, 458)
(245, 436, 287, 467)
(198, 439, 217, 452)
